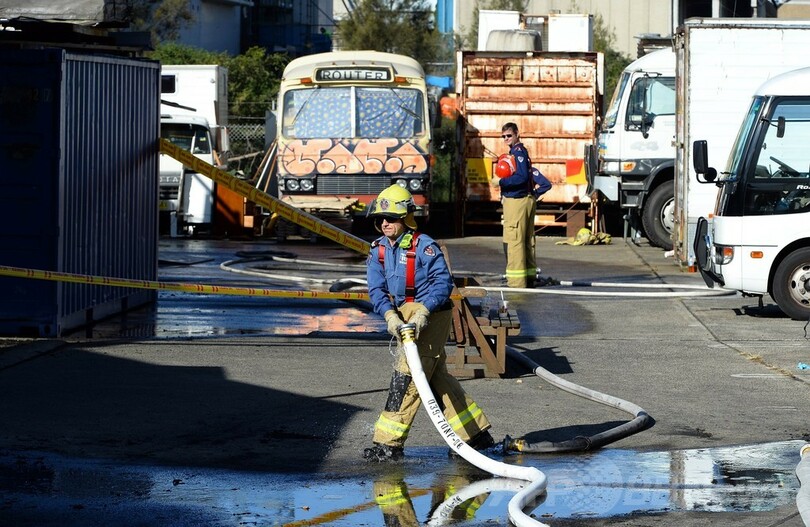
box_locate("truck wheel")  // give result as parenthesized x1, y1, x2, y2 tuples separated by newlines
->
(642, 184, 674, 249)
(772, 247, 810, 320)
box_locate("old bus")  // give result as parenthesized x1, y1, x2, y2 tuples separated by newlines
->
(276, 51, 432, 226)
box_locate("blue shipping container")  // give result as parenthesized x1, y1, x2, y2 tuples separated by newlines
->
(0, 49, 160, 337)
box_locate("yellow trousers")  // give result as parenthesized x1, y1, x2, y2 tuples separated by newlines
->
(502, 195, 537, 288)
(372, 303, 491, 447)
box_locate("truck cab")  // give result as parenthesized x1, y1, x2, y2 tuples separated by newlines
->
(591, 48, 676, 248)
(693, 67, 810, 320)
(159, 65, 228, 236)
(159, 114, 216, 235)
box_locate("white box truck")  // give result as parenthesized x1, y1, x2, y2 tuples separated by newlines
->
(159, 65, 229, 235)
(588, 47, 676, 249)
(674, 18, 810, 265)
(590, 18, 810, 254)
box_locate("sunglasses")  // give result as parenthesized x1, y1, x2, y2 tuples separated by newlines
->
(501, 134, 513, 139)
(375, 215, 402, 224)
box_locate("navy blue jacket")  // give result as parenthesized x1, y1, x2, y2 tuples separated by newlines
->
(499, 142, 531, 198)
(366, 231, 453, 316)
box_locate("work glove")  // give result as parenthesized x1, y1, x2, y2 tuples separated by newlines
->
(384, 309, 405, 338)
(409, 303, 430, 340)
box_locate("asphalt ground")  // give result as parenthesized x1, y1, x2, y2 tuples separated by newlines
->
(1, 233, 809, 526)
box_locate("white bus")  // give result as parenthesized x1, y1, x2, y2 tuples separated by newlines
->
(276, 51, 432, 224)
(693, 67, 810, 320)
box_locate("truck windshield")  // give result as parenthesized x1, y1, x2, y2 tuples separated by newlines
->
(751, 98, 810, 180)
(723, 97, 764, 182)
(282, 86, 425, 139)
(161, 123, 212, 154)
(626, 76, 675, 131)
(602, 71, 630, 130)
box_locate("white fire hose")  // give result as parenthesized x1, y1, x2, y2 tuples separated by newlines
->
(798, 443, 810, 524)
(425, 477, 536, 526)
(398, 323, 549, 527)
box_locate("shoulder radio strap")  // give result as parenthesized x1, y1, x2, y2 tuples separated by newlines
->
(377, 232, 422, 303)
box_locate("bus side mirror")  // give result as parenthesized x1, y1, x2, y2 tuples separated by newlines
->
(777, 116, 785, 138)
(693, 140, 717, 183)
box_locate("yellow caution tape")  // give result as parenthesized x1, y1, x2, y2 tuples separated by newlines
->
(160, 139, 372, 255)
(0, 265, 370, 301)
(0, 265, 478, 301)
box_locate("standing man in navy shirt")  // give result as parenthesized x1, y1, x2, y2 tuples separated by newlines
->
(491, 122, 537, 288)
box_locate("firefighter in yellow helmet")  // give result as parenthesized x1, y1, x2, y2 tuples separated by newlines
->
(363, 184, 494, 461)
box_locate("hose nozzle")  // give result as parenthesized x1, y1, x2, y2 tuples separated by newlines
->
(397, 323, 417, 344)
(503, 434, 525, 452)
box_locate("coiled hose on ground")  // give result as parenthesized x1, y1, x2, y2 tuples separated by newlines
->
(503, 345, 652, 453)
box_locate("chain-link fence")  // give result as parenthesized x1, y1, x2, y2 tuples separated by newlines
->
(227, 118, 269, 178)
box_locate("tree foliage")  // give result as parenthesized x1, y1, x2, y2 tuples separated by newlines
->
(336, 0, 451, 74)
(227, 48, 290, 118)
(148, 41, 229, 65)
(148, 43, 290, 118)
(129, 0, 195, 46)
(591, 12, 633, 104)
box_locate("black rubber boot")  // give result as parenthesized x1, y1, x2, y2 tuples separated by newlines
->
(449, 430, 495, 458)
(468, 430, 495, 450)
(363, 443, 404, 462)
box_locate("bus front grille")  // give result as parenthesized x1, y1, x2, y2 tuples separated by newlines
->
(317, 175, 391, 195)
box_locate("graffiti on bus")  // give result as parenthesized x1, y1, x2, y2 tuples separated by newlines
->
(278, 138, 429, 176)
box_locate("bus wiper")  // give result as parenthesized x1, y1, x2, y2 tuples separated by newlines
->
(291, 87, 321, 128)
(387, 88, 423, 123)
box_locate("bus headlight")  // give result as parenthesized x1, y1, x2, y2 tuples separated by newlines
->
(408, 179, 422, 192)
(299, 178, 315, 192)
(395, 178, 408, 189)
(286, 179, 300, 191)
(713, 244, 734, 265)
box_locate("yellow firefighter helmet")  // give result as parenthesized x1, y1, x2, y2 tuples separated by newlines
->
(369, 184, 417, 230)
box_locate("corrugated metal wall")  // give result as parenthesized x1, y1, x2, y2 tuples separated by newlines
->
(0, 49, 160, 337)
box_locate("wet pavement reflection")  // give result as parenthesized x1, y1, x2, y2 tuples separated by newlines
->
(13, 239, 806, 525)
(67, 239, 381, 340)
(1, 441, 803, 526)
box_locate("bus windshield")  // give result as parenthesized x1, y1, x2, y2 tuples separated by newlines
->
(282, 86, 425, 139)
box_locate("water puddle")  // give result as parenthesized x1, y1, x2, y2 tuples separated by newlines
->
(0, 440, 803, 526)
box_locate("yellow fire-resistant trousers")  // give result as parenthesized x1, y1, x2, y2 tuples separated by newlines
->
(373, 476, 419, 526)
(372, 303, 491, 447)
(502, 195, 537, 288)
